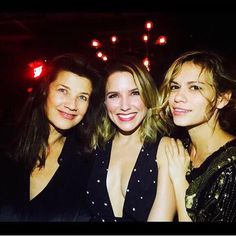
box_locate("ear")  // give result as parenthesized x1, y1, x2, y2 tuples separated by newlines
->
(216, 90, 232, 109)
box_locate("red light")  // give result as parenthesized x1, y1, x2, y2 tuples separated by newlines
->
(27, 59, 46, 80)
(102, 55, 108, 61)
(142, 34, 149, 42)
(91, 39, 102, 48)
(143, 57, 150, 71)
(145, 21, 153, 31)
(110, 35, 118, 44)
(96, 51, 103, 58)
(27, 87, 33, 93)
(155, 35, 167, 45)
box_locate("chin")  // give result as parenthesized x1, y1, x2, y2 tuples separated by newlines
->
(55, 122, 77, 131)
(118, 124, 141, 134)
(173, 119, 189, 127)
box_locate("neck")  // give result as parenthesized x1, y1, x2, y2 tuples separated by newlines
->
(115, 127, 142, 145)
(48, 124, 66, 146)
(188, 121, 235, 168)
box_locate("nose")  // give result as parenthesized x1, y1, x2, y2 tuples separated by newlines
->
(65, 96, 78, 111)
(120, 96, 131, 111)
(173, 89, 187, 103)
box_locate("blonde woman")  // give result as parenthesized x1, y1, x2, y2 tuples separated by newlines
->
(86, 55, 176, 222)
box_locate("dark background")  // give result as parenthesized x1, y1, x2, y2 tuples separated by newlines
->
(0, 0, 236, 233)
(0, 0, 235, 152)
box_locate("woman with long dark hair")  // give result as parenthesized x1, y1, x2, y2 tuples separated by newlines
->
(1, 53, 102, 221)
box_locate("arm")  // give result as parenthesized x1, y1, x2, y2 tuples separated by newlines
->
(166, 138, 191, 221)
(193, 163, 236, 222)
(148, 137, 176, 221)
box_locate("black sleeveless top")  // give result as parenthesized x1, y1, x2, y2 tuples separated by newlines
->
(0, 134, 93, 222)
(86, 137, 161, 222)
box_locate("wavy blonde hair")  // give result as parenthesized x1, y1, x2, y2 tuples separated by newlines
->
(158, 50, 236, 135)
(91, 56, 166, 149)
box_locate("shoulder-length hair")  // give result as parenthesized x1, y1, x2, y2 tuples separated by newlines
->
(92, 55, 165, 149)
(159, 50, 236, 135)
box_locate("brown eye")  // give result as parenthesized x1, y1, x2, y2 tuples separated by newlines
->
(131, 91, 140, 96)
(58, 88, 67, 94)
(190, 85, 202, 90)
(79, 95, 89, 101)
(107, 93, 118, 99)
(170, 84, 179, 90)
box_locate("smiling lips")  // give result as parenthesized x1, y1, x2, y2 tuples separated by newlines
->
(117, 113, 137, 121)
(58, 110, 77, 120)
(172, 107, 191, 116)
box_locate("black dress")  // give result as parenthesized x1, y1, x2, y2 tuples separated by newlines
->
(0, 134, 93, 222)
(186, 138, 236, 222)
(86, 137, 161, 222)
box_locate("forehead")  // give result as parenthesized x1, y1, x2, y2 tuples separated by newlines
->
(106, 71, 137, 90)
(51, 71, 92, 91)
(173, 62, 206, 83)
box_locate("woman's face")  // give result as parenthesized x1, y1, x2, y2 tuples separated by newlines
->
(168, 62, 217, 128)
(45, 70, 92, 131)
(105, 71, 148, 134)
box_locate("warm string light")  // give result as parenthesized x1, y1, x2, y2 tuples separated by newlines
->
(143, 57, 150, 71)
(142, 21, 153, 70)
(23, 20, 168, 95)
(110, 35, 118, 44)
(91, 39, 102, 49)
(155, 35, 167, 45)
(90, 20, 168, 69)
(145, 21, 153, 32)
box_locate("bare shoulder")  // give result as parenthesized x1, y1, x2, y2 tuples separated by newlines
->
(156, 136, 172, 166)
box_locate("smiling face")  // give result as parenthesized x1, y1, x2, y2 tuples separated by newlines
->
(168, 62, 217, 128)
(105, 71, 148, 134)
(45, 70, 92, 131)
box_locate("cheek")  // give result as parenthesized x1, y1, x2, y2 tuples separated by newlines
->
(105, 100, 119, 113)
(45, 95, 55, 115)
(47, 92, 65, 107)
(130, 96, 146, 107)
(194, 97, 209, 108)
(168, 94, 174, 104)
(79, 102, 90, 115)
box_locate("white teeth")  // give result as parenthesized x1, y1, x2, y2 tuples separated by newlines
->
(118, 114, 135, 119)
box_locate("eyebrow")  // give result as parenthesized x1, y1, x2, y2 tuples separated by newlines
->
(58, 84, 90, 95)
(106, 88, 139, 95)
(171, 80, 206, 85)
(58, 84, 70, 89)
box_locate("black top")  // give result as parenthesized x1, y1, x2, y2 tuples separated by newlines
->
(186, 138, 236, 222)
(86, 137, 161, 222)
(0, 134, 93, 222)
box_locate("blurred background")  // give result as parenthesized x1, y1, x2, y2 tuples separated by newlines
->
(0, 0, 235, 151)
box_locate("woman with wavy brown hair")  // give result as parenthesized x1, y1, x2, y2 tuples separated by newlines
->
(159, 50, 236, 222)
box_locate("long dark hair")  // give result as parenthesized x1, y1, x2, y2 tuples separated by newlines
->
(12, 53, 103, 173)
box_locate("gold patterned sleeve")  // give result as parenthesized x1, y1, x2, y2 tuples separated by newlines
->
(186, 162, 236, 222)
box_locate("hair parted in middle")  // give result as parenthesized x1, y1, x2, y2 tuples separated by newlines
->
(91, 55, 166, 149)
(12, 53, 103, 173)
